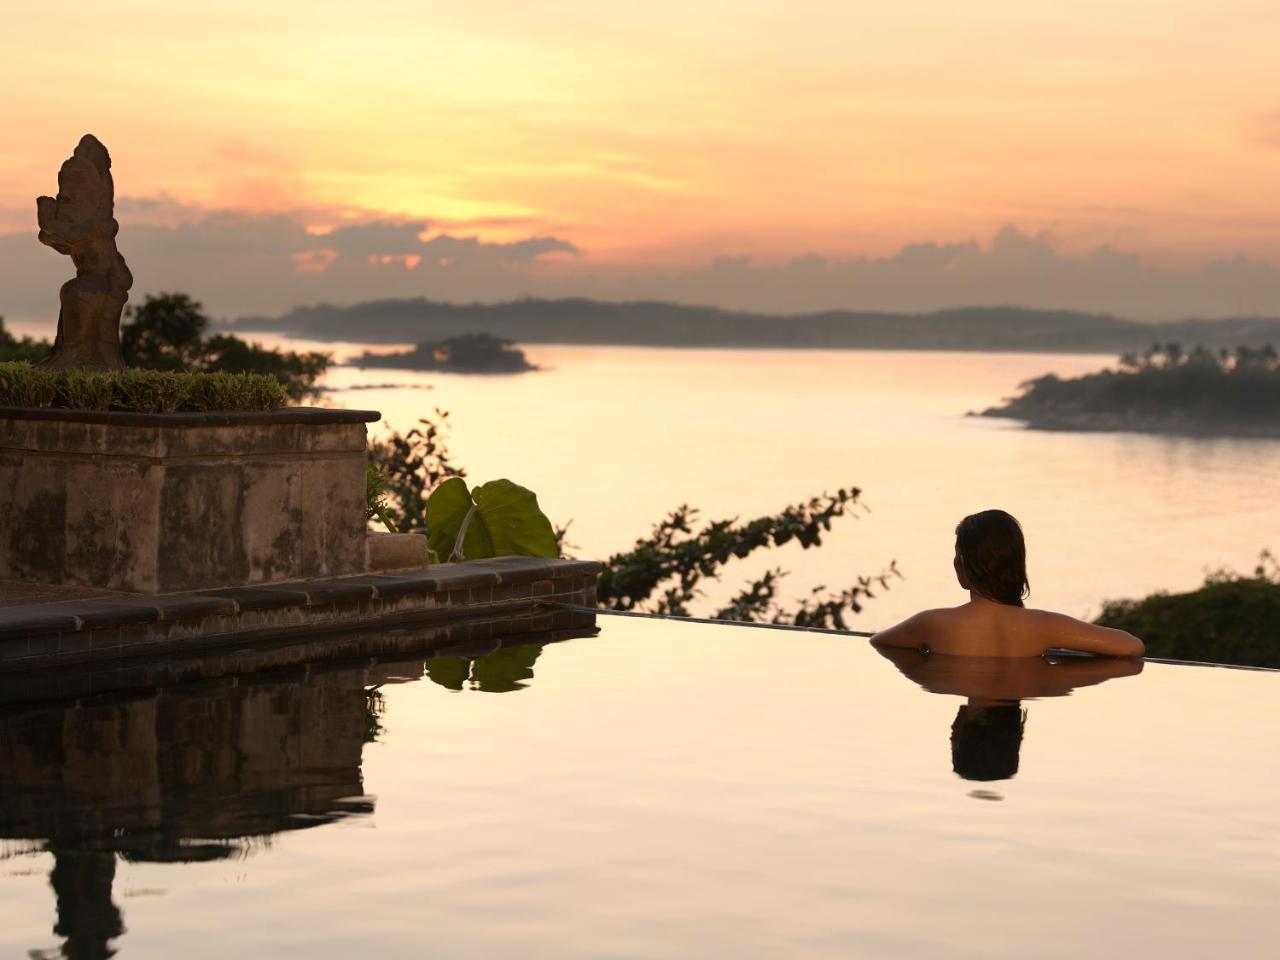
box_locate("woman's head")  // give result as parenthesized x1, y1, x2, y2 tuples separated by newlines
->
(954, 509, 1029, 606)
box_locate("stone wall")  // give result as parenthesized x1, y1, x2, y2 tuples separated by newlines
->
(0, 406, 378, 592)
(0, 556, 602, 673)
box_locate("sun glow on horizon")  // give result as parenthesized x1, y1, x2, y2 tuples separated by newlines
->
(2, 0, 1280, 307)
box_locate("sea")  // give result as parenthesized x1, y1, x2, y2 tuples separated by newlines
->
(6, 316, 1277, 628)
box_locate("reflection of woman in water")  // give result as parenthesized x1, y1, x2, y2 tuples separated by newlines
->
(876, 627, 1145, 783)
(950, 703, 1026, 781)
(872, 509, 1145, 658)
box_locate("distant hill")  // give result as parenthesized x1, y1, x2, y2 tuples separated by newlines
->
(227, 297, 1280, 353)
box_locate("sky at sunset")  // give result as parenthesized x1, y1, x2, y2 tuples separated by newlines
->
(3, 1, 1280, 323)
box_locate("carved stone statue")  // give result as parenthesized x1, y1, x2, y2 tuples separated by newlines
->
(36, 134, 132, 370)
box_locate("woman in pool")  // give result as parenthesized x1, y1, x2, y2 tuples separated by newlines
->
(872, 509, 1145, 658)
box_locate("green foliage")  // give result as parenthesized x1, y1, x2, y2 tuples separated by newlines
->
(367, 411, 465, 533)
(595, 494, 899, 628)
(115, 368, 194, 413)
(200, 333, 332, 402)
(123, 292, 332, 400)
(57, 369, 115, 411)
(426, 477, 559, 562)
(0, 317, 52, 363)
(0, 362, 57, 407)
(988, 342, 1280, 432)
(710, 565, 903, 629)
(365, 461, 398, 532)
(373, 409, 896, 627)
(0, 361, 286, 413)
(1096, 552, 1280, 668)
(184, 370, 288, 411)
(121, 292, 208, 370)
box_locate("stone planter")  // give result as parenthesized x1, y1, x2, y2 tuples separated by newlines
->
(365, 531, 430, 571)
(0, 405, 379, 593)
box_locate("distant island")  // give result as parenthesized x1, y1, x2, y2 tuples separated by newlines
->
(350, 333, 536, 373)
(225, 297, 1280, 354)
(980, 343, 1280, 437)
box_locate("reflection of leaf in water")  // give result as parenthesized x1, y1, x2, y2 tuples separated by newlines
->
(470, 644, 543, 693)
(422, 644, 546, 693)
(424, 657, 470, 691)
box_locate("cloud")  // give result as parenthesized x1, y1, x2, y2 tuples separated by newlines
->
(323, 220, 433, 258)
(567, 225, 1280, 320)
(0, 201, 581, 323)
(2, 202, 1279, 326)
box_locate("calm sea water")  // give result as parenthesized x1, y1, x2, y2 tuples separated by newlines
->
(309, 341, 1278, 628)
(1, 616, 1275, 958)
(6, 319, 1275, 624)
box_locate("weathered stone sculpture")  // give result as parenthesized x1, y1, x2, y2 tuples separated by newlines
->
(36, 134, 132, 370)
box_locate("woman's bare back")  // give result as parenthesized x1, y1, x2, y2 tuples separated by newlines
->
(872, 596, 1144, 658)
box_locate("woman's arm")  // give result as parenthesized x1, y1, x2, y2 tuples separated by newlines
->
(1034, 611, 1145, 657)
(871, 610, 941, 651)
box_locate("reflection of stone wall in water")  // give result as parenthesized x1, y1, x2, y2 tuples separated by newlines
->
(0, 669, 373, 960)
(0, 670, 370, 858)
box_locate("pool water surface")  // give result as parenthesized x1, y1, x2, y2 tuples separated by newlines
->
(1, 615, 1276, 958)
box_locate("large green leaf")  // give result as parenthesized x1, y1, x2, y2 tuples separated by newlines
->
(425, 477, 474, 562)
(426, 477, 558, 562)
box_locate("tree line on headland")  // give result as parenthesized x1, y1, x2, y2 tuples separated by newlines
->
(228, 297, 1280, 353)
(981, 341, 1280, 437)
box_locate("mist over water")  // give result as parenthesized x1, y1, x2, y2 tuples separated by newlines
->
(304, 339, 1277, 628)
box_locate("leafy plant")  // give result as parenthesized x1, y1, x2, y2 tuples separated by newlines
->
(595, 494, 899, 627)
(367, 410, 465, 533)
(0, 362, 57, 407)
(0, 317, 53, 363)
(123, 292, 332, 400)
(115, 368, 194, 413)
(0, 361, 287, 412)
(184, 370, 287, 411)
(710, 564, 902, 630)
(121, 292, 207, 370)
(56, 369, 115, 410)
(1096, 550, 1280, 668)
(426, 477, 558, 562)
(372, 409, 897, 627)
(366, 461, 398, 532)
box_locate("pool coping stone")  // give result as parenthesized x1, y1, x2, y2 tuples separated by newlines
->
(0, 556, 601, 672)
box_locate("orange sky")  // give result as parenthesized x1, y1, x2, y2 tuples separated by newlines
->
(2, 1, 1280, 267)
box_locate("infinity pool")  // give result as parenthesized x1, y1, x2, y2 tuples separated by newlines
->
(1, 613, 1276, 958)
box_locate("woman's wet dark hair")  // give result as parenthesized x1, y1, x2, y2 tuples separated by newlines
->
(950, 703, 1027, 781)
(955, 509, 1029, 607)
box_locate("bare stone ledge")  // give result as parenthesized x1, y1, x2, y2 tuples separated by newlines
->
(0, 556, 602, 673)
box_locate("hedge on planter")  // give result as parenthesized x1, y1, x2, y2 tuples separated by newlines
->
(0, 362, 287, 413)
